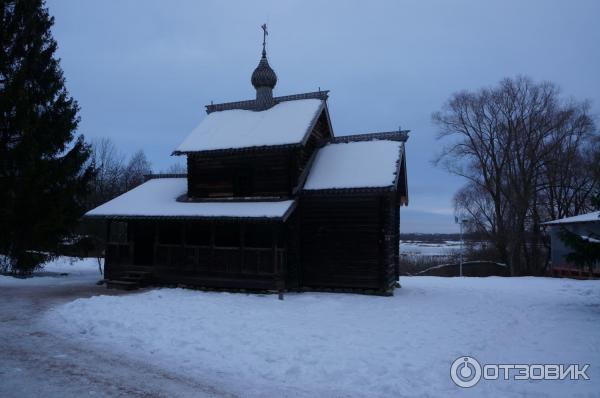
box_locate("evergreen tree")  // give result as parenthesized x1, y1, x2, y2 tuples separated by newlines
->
(0, 0, 95, 274)
(559, 227, 600, 275)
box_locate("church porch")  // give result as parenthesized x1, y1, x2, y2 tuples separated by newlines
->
(104, 218, 288, 292)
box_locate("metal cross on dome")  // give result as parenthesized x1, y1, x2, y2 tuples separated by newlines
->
(261, 23, 268, 57)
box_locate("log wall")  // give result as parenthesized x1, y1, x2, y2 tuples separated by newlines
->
(186, 111, 332, 199)
(297, 195, 398, 293)
(187, 150, 296, 198)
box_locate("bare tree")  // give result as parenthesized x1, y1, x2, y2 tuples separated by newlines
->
(454, 182, 503, 239)
(162, 161, 187, 174)
(434, 76, 596, 275)
(83, 139, 153, 273)
(539, 135, 599, 220)
(123, 149, 152, 190)
(88, 139, 154, 208)
(88, 138, 125, 209)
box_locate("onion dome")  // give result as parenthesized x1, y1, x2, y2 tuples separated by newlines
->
(251, 54, 277, 89)
(252, 24, 277, 110)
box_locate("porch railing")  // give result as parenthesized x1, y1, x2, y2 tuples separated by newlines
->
(106, 242, 286, 277)
(155, 244, 285, 276)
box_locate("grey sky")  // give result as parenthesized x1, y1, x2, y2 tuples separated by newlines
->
(46, 0, 600, 233)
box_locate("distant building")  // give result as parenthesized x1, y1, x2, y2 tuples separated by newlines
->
(543, 211, 600, 277)
(84, 27, 409, 295)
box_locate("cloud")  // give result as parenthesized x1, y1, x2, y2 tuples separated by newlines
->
(46, 0, 600, 233)
(401, 209, 458, 234)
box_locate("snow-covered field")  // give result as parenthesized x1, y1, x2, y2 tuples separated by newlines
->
(24, 259, 598, 398)
(2, 257, 599, 397)
(400, 239, 461, 257)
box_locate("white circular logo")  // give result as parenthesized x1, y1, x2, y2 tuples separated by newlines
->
(451, 356, 482, 388)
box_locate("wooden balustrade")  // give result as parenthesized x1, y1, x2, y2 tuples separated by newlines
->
(154, 243, 285, 276)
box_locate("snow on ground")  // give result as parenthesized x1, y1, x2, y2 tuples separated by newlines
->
(43, 275, 600, 397)
(0, 256, 101, 286)
(1, 258, 229, 398)
(401, 240, 461, 257)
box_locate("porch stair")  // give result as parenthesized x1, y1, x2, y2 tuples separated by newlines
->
(106, 271, 152, 291)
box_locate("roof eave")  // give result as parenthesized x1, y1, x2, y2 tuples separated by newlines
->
(322, 101, 335, 139)
(204, 90, 330, 114)
(543, 219, 600, 226)
(83, 214, 291, 223)
(301, 186, 396, 196)
(292, 148, 319, 195)
(393, 144, 409, 206)
(325, 130, 410, 146)
(172, 142, 303, 157)
(299, 100, 326, 147)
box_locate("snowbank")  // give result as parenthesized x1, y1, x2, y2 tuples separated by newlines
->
(44, 277, 600, 397)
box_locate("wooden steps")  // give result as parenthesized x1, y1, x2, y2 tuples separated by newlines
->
(106, 271, 152, 291)
(106, 280, 139, 290)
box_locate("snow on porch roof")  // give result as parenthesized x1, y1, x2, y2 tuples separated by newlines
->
(174, 99, 324, 153)
(542, 211, 600, 225)
(85, 178, 296, 221)
(302, 140, 404, 191)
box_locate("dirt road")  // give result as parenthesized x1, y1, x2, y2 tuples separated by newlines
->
(0, 275, 236, 398)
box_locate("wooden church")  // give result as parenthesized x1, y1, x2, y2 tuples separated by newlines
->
(86, 27, 409, 295)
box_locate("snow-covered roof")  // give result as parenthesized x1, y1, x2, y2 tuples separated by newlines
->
(85, 178, 295, 220)
(303, 140, 403, 191)
(174, 99, 324, 153)
(580, 235, 600, 244)
(543, 211, 600, 225)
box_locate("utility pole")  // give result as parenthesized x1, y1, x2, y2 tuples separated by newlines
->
(455, 217, 468, 277)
